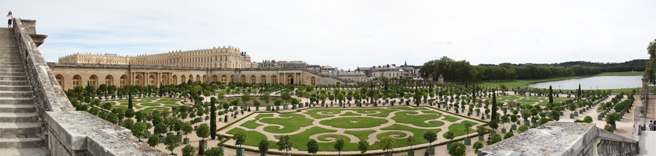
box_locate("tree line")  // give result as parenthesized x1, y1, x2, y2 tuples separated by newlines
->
(419, 56, 646, 84)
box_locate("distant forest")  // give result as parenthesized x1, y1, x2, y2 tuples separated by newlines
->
(417, 57, 647, 83)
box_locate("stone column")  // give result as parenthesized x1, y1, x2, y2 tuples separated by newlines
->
(145, 72, 149, 86)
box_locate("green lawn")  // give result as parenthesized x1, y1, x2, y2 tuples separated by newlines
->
(443, 121, 479, 138)
(240, 114, 274, 129)
(319, 117, 388, 128)
(388, 106, 427, 110)
(380, 124, 442, 147)
(260, 114, 314, 133)
(305, 108, 396, 119)
(344, 130, 376, 142)
(340, 112, 361, 116)
(441, 115, 461, 122)
(227, 128, 271, 148)
(391, 111, 444, 127)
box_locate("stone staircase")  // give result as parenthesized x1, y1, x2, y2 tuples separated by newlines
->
(0, 28, 46, 155)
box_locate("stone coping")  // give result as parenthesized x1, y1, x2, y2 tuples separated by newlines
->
(479, 122, 637, 156)
(46, 111, 167, 156)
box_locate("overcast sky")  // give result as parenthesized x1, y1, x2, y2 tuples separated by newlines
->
(2, 0, 656, 70)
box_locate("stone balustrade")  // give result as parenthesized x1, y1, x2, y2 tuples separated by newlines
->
(14, 18, 166, 156)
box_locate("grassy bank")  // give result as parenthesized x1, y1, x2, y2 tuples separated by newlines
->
(474, 71, 648, 92)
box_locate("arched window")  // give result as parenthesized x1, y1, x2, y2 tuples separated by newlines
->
(73, 75, 81, 87)
(221, 75, 227, 84)
(261, 75, 266, 84)
(251, 75, 256, 83)
(271, 75, 277, 84)
(89, 75, 98, 88)
(56, 75, 64, 87)
(241, 75, 246, 83)
(311, 77, 316, 85)
(105, 75, 113, 85)
(135, 75, 142, 86)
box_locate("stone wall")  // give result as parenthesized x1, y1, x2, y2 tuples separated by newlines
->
(14, 18, 166, 156)
(478, 122, 638, 156)
(49, 63, 355, 90)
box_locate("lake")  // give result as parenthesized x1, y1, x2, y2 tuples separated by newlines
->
(527, 75, 650, 90)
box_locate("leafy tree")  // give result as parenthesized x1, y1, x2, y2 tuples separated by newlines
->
(518, 125, 529, 133)
(259, 139, 269, 154)
(276, 135, 293, 154)
(205, 147, 224, 156)
(472, 141, 484, 154)
(123, 118, 134, 129)
(647, 38, 656, 84)
(164, 134, 179, 155)
(407, 135, 416, 149)
(307, 139, 319, 155)
(503, 131, 514, 139)
(241, 93, 251, 105)
(464, 123, 472, 138)
(107, 113, 118, 124)
(358, 140, 369, 154)
(263, 92, 271, 105)
(124, 108, 135, 118)
(489, 133, 502, 145)
(444, 131, 455, 142)
(489, 120, 498, 130)
(583, 115, 593, 123)
(196, 123, 210, 141)
(380, 136, 395, 153)
(182, 122, 193, 139)
(549, 110, 560, 121)
(448, 142, 466, 156)
(131, 122, 147, 141)
(606, 112, 619, 126)
(233, 131, 247, 148)
(147, 135, 159, 147)
(423, 130, 437, 146)
(334, 139, 344, 155)
(181, 144, 196, 156)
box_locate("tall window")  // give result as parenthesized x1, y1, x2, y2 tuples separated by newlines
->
(89, 75, 97, 88)
(311, 77, 316, 85)
(251, 75, 256, 83)
(261, 75, 266, 84)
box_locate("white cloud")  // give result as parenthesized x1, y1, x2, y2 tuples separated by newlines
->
(2, 0, 655, 69)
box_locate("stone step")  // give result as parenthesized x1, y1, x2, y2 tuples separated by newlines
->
(0, 91, 32, 98)
(0, 85, 29, 91)
(0, 64, 23, 68)
(0, 136, 44, 148)
(0, 113, 37, 122)
(0, 105, 35, 113)
(0, 68, 24, 73)
(0, 80, 27, 86)
(0, 98, 33, 105)
(0, 76, 26, 81)
(0, 123, 40, 135)
(0, 72, 25, 76)
(0, 148, 47, 156)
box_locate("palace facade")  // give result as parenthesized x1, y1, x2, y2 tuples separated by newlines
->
(58, 46, 253, 68)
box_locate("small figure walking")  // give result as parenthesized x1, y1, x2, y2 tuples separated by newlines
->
(7, 11, 13, 28)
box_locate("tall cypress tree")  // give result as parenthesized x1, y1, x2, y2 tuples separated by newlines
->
(548, 85, 553, 104)
(491, 91, 498, 120)
(577, 84, 581, 99)
(128, 86, 133, 109)
(210, 97, 217, 139)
